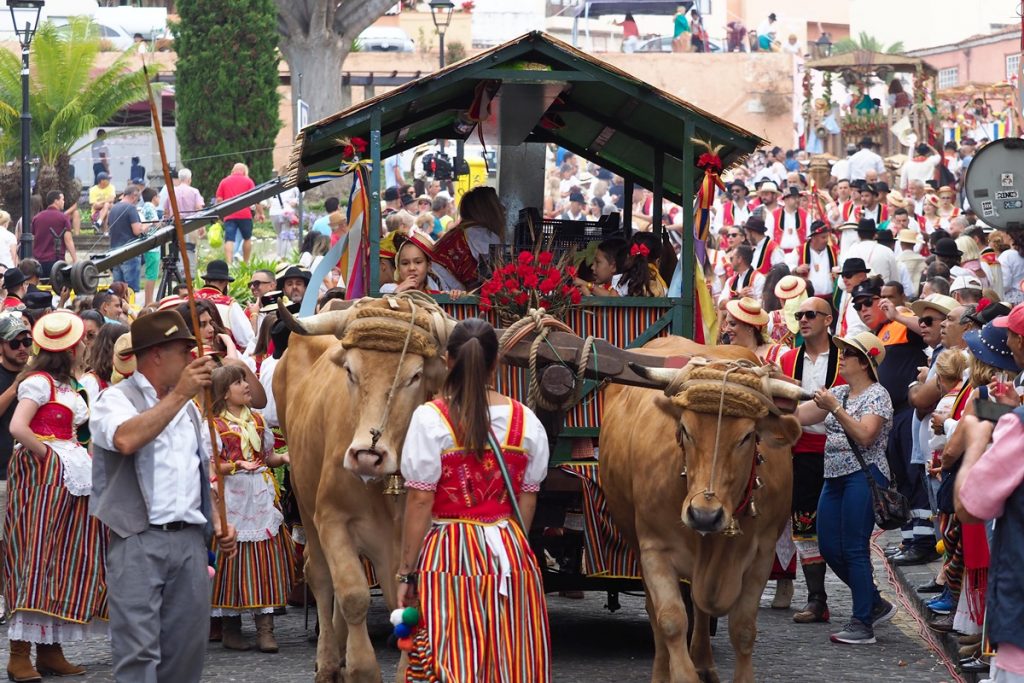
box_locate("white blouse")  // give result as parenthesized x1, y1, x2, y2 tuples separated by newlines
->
(401, 400, 550, 493)
(18, 374, 89, 428)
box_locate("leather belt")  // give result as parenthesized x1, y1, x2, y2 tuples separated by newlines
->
(148, 521, 198, 532)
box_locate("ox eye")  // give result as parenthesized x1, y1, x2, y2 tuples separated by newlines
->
(344, 365, 357, 384)
(407, 371, 422, 386)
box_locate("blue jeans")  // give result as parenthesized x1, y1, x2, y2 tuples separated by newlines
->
(817, 465, 887, 625)
(112, 255, 141, 292)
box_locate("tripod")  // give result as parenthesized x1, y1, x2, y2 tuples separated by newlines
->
(157, 237, 186, 300)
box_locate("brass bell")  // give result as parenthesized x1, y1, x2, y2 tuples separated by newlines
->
(756, 452, 765, 466)
(383, 473, 405, 496)
(754, 476, 765, 490)
(680, 466, 687, 478)
(747, 498, 760, 518)
(723, 518, 742, 537)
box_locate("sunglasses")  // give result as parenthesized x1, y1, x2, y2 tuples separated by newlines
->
(840, 349, 862, 359)
(727, 232, 742, 238)
(794, 311, 824, 321)
(248, 280, 273, 289)
(919, 316, 939, 327)
(852, 297, 878, 311)
(6, 337, 31, 349)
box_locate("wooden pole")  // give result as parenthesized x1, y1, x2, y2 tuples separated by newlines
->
(141, 59, 228, 529)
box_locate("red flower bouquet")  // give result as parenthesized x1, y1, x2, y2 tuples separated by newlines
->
(479, 250, 581, 324)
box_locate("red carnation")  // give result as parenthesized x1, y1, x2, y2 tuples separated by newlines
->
(868, 347, 880, 357)
(523, 272, 539, 288)
(342, 145, 356, 159)
(570, 288, 582, 304)
(517, 264, 532, 279)
(566, 266, 578, 278)
(504, 278, 518, 291)
(538, 251, 554, 266)
(514, 292, 529, 306)
(517, 251, 534, 265)
(479, 295, 492, 312)
(352, 137, 367, 153)
(539, 277, 558, 294)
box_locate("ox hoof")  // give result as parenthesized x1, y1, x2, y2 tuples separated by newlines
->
(314, 669, 341, 683)
(698, 669, 720, 683)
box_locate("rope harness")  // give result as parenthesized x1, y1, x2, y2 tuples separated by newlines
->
(498, 308, 597, 412)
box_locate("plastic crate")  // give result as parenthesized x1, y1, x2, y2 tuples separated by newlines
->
(513, 208, 626, 256)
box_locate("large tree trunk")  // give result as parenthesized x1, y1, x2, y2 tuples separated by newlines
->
(280, 35, 352, 124)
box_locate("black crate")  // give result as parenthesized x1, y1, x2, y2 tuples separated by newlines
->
(512, 208, 627, 256)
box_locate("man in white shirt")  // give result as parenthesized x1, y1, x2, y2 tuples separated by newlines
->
(91, 311, 236, 682)
(899, 143, 941, 191)
(713, 180, 751, 230)
(718, 244, 765, 303)
(848, 136, 886, 182)
(795, 220, 835, 296)
(755, 181, 782, 233)
(844, 219, 898, 283)
(561, 191, 587, 221)
(831, 144, 856, 183)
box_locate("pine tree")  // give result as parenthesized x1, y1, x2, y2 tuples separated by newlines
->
(172, 0, 280, 197)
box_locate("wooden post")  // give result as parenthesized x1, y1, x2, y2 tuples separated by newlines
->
(369, 111, 382, 295)
(680, 119, 696, 339)
(652, 150, 664, 237)
(623, 178, 634, 235)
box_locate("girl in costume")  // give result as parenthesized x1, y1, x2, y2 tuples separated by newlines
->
(574, 237, 627, 297)
(430, 186, 505, 290)
(207, 364, 293, 653)
(380, 233, 445, 295)
(398, 318, 552, 682)
(4, 311, 107, 681)
(79, 321, 129, 405)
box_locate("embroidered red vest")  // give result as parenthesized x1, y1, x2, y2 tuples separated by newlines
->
(213, 411, 266, 464)
(771, 207, 808, 249)
(427, 399, 529, 523)
(855, 204, 888, 224)
(778, 345, 845, 452)
(26, 372, 76, 441)
(432, 228, 481, 288)
(722, 200, 749, 227)
(753, 239, 780, 275)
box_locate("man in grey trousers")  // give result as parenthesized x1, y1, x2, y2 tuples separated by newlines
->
(90, 311, 237, 683)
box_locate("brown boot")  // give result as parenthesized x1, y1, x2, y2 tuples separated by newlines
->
(221, 616, 252, 651)
(793, 563, 830, 623)
(254, 614, 279, 653)
(6, 640, 41, 682)
(771, 578, 794, 610)
(34, 643, 84, 677)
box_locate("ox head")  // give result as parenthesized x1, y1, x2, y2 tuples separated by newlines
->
(280, 297, 458, 479)
(630, 361, 806, 535)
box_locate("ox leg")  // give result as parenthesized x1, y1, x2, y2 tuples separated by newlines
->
(640, 549, 700, 683)
(727, 548, 775, 683)
(318, 524, 380, 683)
(645, 591, 669, 682)
(687, 602, 719, 683)
(305, 528, 345, 683)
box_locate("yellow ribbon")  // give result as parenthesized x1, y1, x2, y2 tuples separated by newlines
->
(219, 407, 262, 461)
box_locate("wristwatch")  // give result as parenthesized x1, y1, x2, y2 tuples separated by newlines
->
(396, 572, 418, 585)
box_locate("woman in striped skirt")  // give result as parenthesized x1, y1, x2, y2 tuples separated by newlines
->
(398, 318, 552, 682)
(207, 364, 293, 653)
(4, 312, 107, 682)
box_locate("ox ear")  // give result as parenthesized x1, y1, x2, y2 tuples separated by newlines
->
(756, 414, 802, 449)
(327, 344, 348, 367)
(652, 393, 683, 420)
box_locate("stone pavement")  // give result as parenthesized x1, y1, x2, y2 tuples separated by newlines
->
(1, 533, 956, 682)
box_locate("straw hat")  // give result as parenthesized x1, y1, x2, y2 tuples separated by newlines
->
(774, 275, 807, 301)
(156, 295, 185, 312)
(897, 229, 920, 245)
(911, 293, 958, 318)
(834, 331, 886, 381)
(31, 311, 84, 353)
(725, 297, 769, 328)
(887, 190, 908, 209)
(757, 181, 780, 194)
(938, 185, 956, 198)
(112, 332, 136, 381)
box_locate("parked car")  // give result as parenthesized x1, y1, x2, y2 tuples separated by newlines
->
(95, 21, 135, 51)
(636, 35, 722, 53)
(356, 26, 414, 52)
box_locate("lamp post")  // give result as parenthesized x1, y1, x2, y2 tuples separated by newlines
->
(8, 0, 44, 261)
(813, 33, 833, 59)
(429, 0, 454, 69)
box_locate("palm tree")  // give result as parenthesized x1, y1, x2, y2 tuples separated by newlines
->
(0, 17, 153, 222)
(832, 31, 905, 56)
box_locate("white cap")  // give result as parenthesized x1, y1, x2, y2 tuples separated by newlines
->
(950, 275, 982, 293)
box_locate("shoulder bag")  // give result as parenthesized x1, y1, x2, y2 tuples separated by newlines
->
(842, 393, 911, 531)
(486, 426, 527, 533)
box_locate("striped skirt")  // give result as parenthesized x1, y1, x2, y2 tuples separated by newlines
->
(2, 445, 108, 633)
(406, 520, 551, 683)
(211, 527, 294, 613)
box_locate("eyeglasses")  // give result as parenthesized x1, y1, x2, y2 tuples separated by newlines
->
(6, 337, 31, 349)
(727, 232, 742, 238)
(852, 297, 878, 311)
(919, 316, 938, 327)
(248, 280, 273, 289)
(794, 311, 823, 321)
(840, 349, 861, 359)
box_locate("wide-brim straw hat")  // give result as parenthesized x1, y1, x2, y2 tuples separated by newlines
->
(725, 297, 769, 328)
(911, 293, 958, 318)
(774, 275, 807, 301)
(834, 331, 886, 382)
(887, 190, 908, 208)
(31, 311, 84, 353)
(112, 332, 136, 380)
(897, 228, 920, 245)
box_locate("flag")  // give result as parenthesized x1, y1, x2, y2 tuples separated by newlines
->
(340, 166, 372, 299)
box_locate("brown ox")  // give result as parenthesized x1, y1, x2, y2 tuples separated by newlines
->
(274, 297, 454, 683)
(600, 337, 805, 683)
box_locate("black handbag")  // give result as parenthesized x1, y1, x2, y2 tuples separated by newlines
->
(842, 395, 911, 531)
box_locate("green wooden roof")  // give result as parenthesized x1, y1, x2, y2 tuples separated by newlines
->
(287, 31, 764, 205)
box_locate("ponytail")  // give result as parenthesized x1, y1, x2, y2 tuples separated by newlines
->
(443, 318, 499, 456)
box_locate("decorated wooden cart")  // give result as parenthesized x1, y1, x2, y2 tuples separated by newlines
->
(282, 31, 765, 594)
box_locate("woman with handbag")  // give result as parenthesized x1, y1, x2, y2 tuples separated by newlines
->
(796, 331, 897, 645)
(397, 318, 552, 682)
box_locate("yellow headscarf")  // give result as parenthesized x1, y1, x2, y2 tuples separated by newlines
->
(220, 406, 262, 461)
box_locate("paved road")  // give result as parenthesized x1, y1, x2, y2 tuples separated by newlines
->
(2, 544, 954, 682)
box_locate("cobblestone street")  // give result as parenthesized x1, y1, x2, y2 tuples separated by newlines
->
(0, 532, 956, 682)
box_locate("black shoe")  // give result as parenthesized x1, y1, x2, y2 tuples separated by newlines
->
(870, 597, 897, 626)
(960, 657, 990, 674)
(891, 547, 940, 566)
(916, 580, 944, 594)
(928, 612, 955, 632)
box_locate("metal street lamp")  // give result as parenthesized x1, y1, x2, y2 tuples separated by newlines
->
(8, 0, 44, 261)
(429, 0, 454, 69)
(813, 33, 833, 59)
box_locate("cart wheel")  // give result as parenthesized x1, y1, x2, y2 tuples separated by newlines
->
(49, 260, 69, 292)
(70, 261, 100, 294)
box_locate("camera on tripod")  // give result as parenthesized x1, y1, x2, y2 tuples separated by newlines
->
(421, 150, 467, 182)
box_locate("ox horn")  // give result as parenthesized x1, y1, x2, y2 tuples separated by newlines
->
(628, 362, 680, 390)
(767, 378, 814, 402)
(277, 298, 356, 338)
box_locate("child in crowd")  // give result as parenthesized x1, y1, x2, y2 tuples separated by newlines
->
(208, 364, 293, 654)
(574, 237, 627, 296)
(928, 348, 968, 469)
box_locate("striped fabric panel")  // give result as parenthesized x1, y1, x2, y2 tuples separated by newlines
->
(3, 447, 108, 623)
(212, 528, 294, 610)
(440, 303, 673, 430)
(560, 462, 642, 579)
(408, 521, 551, 683)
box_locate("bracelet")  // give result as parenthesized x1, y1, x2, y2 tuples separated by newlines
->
(229, 461, 238, 475)
(830, 405, 842, 416)
(396, 572, 418, 585)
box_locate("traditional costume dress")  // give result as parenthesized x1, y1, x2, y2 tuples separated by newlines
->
(3, 372, 107, 643)
(208, 408, 294, 616)
(402, 398, 552, 683)
(430, 223, 501, 291)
